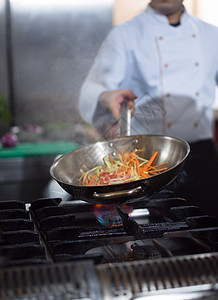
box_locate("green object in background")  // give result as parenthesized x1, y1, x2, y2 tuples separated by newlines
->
(0, 94, 11, 123)
(0, 141, 79, 158)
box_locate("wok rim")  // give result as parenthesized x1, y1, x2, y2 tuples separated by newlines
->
(50, 134, 190, 190)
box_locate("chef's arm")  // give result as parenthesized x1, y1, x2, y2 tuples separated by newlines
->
(216, 54, 218, 85)
(78, 25, 129, 126)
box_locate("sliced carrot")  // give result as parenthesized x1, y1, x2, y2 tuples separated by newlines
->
(155, 163, 168, 168)
(155, 167, 168, 172)
(108, 153, 114, 164)
(136, 159, 140, 174)
(79, 148, 168, 186)
(121, 148, 125, 163)
(146, 151, 159, 166)
(88, 174, 97, 186)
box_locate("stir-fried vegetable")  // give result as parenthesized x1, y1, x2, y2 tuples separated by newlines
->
(79, 149, 168, 186)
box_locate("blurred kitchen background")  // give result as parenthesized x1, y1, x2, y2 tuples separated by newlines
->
(0, 0, 218, 144)
(0, 0, 218, 201)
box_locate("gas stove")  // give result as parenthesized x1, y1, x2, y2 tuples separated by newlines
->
(0, 190, 218, 299)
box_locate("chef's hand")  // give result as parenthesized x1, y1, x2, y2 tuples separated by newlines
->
(98, 89, 137, 120)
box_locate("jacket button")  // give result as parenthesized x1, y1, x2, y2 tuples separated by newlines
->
(164, 64, 168, 68)
(195, 62, 199, 66)
(166, 93, 171, 97)
(167, 122, 172, 127)
(194, 122, 199, 127)
(192, 34, 196, 38)
(196, 92, 200, 96)
(159, 36, 163, 40)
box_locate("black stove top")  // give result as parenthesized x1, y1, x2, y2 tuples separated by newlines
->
(0, 191, 218, 299)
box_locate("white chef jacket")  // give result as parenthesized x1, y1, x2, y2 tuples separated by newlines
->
(78, 5, 218, 143)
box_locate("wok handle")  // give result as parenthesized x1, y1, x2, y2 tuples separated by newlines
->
(119, 99, 131, 137)
(93, 186, 142, 200)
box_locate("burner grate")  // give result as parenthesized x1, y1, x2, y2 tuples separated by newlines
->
(0, 196, 218, 299)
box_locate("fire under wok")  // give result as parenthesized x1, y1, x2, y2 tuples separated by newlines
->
(50, 134, 190, 205)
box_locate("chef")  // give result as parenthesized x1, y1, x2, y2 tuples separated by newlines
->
(78, 0, 218, 217)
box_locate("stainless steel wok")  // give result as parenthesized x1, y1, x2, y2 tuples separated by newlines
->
(50, 134, 190, 205)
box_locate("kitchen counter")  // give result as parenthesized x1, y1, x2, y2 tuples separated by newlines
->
(0, 141, 78, 158)
(0, 141, 79, 202)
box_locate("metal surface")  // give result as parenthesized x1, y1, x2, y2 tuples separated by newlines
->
(131, 287, 218, 300)
(0, 260, 102, 300)
(0, 0, 113, 125)
(119, 100, 131, 137)
(0, 0, 9, 134)
(0, 156, 56, 201)
(1, 196, 218, 299)
(0, 1, 8, 98)
(50, 134, 190, 204)
(97, 253, 218, 300)
(1, 252, 217, 300)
